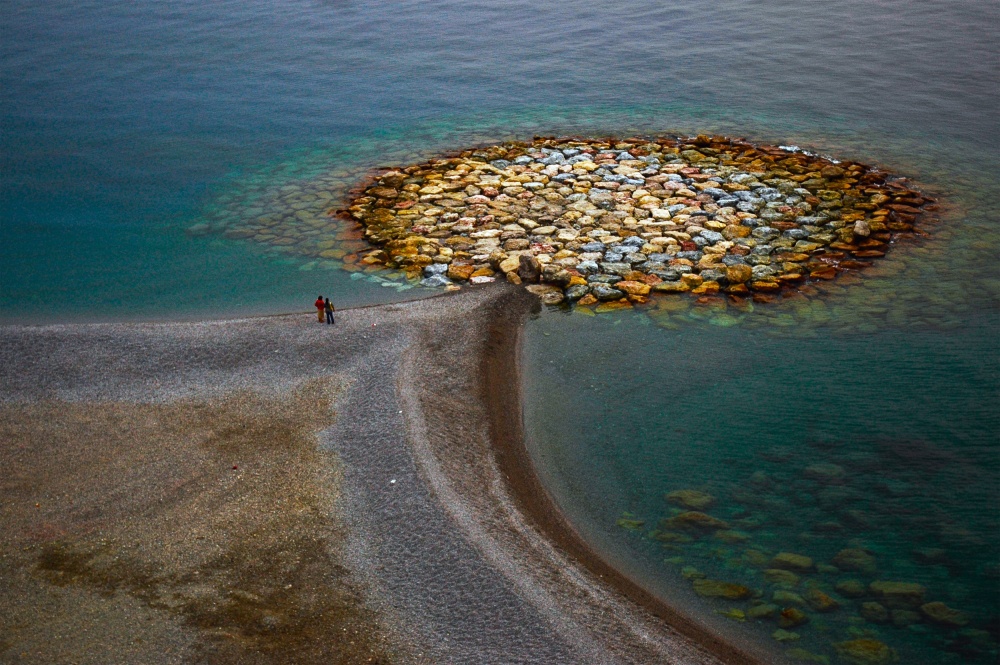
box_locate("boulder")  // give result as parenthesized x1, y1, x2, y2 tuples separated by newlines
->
(832, 548, 876, 573)
(763, 569, 800, 587)
(805, 588, 840, 613)
(835, 579, 867, 598)
(747, 602, 779, 619)
(661, 511, 729, 531)
(665, 489, 716, 510)
(692, 578, 752, 600)
(517, 254, 541, 282)
(524, 284, 565, 305)
(920, 601, 969, 627)
(868, 580, 926, 608)
(860, 601, 889, 623)
(771, 552, 814, 572)
(833, 639, 897, 665)
(778, 607, 809, 628)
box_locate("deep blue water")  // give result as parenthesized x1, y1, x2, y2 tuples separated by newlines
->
(3, 1, 998, 662)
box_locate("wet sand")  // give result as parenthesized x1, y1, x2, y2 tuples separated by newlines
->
(0, 284, 761, 664)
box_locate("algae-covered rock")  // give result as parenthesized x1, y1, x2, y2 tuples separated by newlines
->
(747, 602, 779, 619)
(834, 638, 897, 665)
(835, 579, 868, 598)
(714, 530, 751, 544)
(661, 511, 730, 531)
(832, 548, 876, 573)
(716, 608, 746, 622)
(919, 600, 969, 627)
(665, 489, 716, 510)
(692, 578, 753, 600)
(860, 601, 889, 623)
(868, 580, 926, 608)
(772, 629, 801, 642)
(805, 588, 840, 613)
(764, 569, 801, 587)
(890, 609, 921, 627)
(778, 607, 810, 628)
(786, 647, 830, 664)
(803, 463, 846, 483)
(615, 513, 645, 531)
(771, 552, 814, 572)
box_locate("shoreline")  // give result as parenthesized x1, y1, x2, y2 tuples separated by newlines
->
(1, 285, 765, 663)
(480, 291, 765, 665)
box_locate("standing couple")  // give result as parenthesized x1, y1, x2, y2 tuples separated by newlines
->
(314, 296, 335, 324)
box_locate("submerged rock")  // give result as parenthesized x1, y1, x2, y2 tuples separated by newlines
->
(868, 580, 926, 608)
(920, 601, 969, 627)
(665, 489, 716, 510)
(833, 638, 898, 665)
(771, 552, 814, 572)
(661, 511, 730, 531)
(692, 578, 753, 600)
(833, 548, 877, 573)
(805, 588, 840, 613)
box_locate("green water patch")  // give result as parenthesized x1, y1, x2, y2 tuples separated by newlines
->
(524, 308, 1000, 665)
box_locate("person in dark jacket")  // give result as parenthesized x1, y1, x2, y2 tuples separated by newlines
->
(324, 297, 335, 325)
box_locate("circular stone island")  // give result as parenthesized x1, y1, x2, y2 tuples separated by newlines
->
(343, 135, 935, 307)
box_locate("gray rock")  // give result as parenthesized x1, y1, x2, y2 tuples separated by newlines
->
(600, 262, 633, 276)
(722, 255, 747, 266)
(587, 274, 620, 284)
(424, 263, 449, 276)
(592, 284, 625, 301)
(675, 251, 703, 261)
(699, 230, 725, 244)
(513, 156, 534, 165)
(647, 253, 676, 263)
(490, 159, 511, 169)
(420, 274, 452, 288)
(623, 236, 645, 248)
(667, 204, 688, 214)
(624, 252, 648, 264)
(716, 196, 740, 208)
(551, 173, 576, 183)
(700, 269, 727, 285)
(756, 187, 784, 202)
(752, 265, 777, 280)
(703, 187, 729, 199)
(604, 253, 623, 263)
(580, 241, 606, 252)
(617, 151, 635, 161)
(737, 199, 765, 213)
(784, 229, 809, 240)
(752, 226, 780, 240)
(565, 284, 590, 301)
(575, 260, 600, 274)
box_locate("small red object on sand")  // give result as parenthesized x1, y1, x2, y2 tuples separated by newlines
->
(232, 465, 238, 470)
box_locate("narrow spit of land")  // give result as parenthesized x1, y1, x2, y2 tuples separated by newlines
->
(0, 285, 762, 664)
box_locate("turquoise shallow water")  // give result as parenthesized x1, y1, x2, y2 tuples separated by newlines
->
(3, 0, 998, 662)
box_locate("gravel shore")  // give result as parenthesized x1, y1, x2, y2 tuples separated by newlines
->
(0, 285, 758, 664)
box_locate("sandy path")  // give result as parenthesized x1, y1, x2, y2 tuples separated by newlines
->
(0, 285, 749, 664)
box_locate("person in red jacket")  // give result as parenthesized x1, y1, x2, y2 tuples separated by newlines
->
(314, 296, 325, 323)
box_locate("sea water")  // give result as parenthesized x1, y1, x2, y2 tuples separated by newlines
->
(3, 0, 998, 662)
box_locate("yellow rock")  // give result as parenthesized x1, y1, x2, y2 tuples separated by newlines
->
(615, 280, 651, 296)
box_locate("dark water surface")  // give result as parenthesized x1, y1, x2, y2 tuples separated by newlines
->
(3, 0, 998, 662)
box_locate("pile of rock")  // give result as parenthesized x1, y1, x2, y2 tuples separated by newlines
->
(344, 136, 933, 306)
